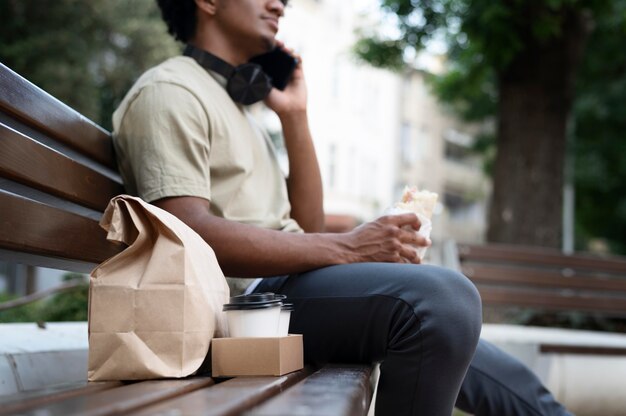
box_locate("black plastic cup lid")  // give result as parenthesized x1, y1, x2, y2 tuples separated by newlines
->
(281, 303, 294, 311)
(223, 292, 285, 311)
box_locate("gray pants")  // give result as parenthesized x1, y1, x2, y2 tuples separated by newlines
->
(255, 263, 572, 416)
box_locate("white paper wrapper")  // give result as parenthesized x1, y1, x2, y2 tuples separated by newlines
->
(384, 206, 432, 260)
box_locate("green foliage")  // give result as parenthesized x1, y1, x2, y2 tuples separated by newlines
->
(357, 1, 611, 71)
(353, 37, 405, 72)
(40, 274, 89, 321)
(469, 132, 496, 175)
(0, 0, 179, 130)
(0, 293, 42, 323)
(430, 50, 496, 122)
(573, 1, 626, 254)
(0, 273, 88, 323)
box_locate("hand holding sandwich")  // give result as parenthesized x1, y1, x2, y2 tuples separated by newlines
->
(334, 213, 430, 265)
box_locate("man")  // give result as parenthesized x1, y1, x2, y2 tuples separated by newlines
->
(112, 0, 572, 414)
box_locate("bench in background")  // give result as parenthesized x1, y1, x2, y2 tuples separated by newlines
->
(443, 240, 626, 354)
(0, 62, 375, 415)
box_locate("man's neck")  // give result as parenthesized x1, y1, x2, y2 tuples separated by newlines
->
(190, 28, 253, 67)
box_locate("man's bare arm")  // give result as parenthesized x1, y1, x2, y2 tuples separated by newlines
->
(280, 111, 324, 233)
(264, 48, 324, 233)
(154, 196, 428, 277)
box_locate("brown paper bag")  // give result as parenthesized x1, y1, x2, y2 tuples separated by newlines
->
(88, 195, 229, 381)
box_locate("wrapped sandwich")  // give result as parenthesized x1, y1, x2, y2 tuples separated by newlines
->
(386, 186, 438, 260)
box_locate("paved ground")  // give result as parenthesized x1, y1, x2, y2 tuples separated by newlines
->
(0, 322, 87, 395)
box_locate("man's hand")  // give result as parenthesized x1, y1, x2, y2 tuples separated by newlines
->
(264, 42, 307, 116)
(336, 213, 431, 265)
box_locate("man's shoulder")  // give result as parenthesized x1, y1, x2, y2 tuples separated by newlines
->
(134, 56, 214, 92)
(113, 56, 223, 129)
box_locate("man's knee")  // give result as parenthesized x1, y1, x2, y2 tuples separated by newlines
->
(419, 267, 482, 356)
(444, 268, 482, 324)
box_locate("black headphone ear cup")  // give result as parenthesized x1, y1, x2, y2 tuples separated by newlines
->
(227, 64, 273, 105)
(184, 45, 273, 105)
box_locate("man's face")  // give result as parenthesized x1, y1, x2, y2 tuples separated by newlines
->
(216, 0, 286, 57)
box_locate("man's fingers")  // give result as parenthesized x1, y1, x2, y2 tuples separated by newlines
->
(381, 213, 421, 229)
(398, 228, 430, 247)
(397, 228, 418, 244)
(398, 245, 421, 264)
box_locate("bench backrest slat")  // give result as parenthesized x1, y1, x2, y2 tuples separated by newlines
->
(459, 243, 626, 275)
(0, 63, 115, 169)
(0, 122, 124, 211)
(0, 191, 122, 269)
(479, 286, 626, 315)
(462, 264, 626, 293)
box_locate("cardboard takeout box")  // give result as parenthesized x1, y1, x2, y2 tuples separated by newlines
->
(211, 334, 303, 377)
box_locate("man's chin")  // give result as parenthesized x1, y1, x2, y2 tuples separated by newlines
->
(245, 37, 276, 61)
(261, 36, 276, 52)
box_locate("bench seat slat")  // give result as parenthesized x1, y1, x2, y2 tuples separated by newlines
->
(0, 122, 124, 211)
(462, 264, 626, 293)
(0, 63, 115, 168)
(130, 368, 310, 416)
(0, 381, 122, 416)
(459, 243, 626, 274)
(0, 191, 122, 266)
(19, 378, 213, 416)
(247, 365, 373, 416)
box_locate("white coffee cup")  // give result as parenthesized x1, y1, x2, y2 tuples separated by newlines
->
(223, 293, 284, 337)
(278, 303, 294, 337)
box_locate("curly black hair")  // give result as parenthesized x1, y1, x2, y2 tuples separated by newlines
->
(156, 0, 197, 43)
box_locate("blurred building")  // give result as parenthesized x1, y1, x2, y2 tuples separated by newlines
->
(397, 70, 491, 244)
(271, 0, 399, 224)
(273, 0, 491, 243)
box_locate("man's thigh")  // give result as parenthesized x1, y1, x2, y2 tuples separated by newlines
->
(254, 263, 468, 364)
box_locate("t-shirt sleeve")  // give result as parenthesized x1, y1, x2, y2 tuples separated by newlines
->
(115, 82, 212, 203)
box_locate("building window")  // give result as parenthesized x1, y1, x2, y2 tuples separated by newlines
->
(348, 146, 358, 195)
(444, 192, 482, 222)
(328, 143, 337, 189)
(443, 129, 478, 165)
(400, 122, 414, 165)
(331, 59, 340, 98)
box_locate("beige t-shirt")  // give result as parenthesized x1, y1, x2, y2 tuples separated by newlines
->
(112, 56, 302, 233)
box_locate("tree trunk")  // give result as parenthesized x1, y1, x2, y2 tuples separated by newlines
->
(487, 8, 592, 248)
(25, 265, 37, 295)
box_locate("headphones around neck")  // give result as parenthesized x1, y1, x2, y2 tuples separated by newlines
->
(184, 44, 272, 105)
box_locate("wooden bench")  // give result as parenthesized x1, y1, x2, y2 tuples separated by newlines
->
(443, 240, 626, 354)
(0, 62, 375, 415)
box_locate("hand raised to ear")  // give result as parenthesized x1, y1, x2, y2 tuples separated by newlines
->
(264, 42, 307, 116)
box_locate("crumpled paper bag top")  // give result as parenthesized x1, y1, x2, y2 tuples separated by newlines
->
(88, 195, 229, 381)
